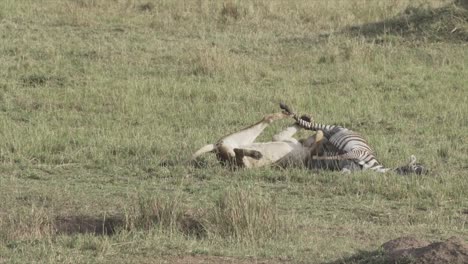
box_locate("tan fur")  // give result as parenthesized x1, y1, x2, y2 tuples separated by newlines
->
(192, 112, 324, 168)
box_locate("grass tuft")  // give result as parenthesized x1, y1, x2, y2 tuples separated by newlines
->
(138, 2, 154, 12)
(133, 195, 184, 231)
(207, 187, 291, 244)
(130, 195, 206, 238)
(0, 205, 52, 241)
(221, 2, 241, 21)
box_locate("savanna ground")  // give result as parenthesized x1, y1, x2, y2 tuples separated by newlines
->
(0, 0, 467, 263)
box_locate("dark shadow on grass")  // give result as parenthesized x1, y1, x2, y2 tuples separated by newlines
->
(54, 212, 206, 238)
(189, 158, 210, 169)
(54, 215, 125, 236)
(159, 157, 211, 169)
(323, 250, 395, 264)
(344, 2, 468, 43)
(178, 213, 207, 239)
(158, 159, 178, 167)
(21, 74, 66, 88)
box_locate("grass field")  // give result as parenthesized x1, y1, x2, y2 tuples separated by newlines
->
(0, 0, 467, 263)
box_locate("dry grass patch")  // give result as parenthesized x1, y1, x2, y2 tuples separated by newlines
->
(207, 188, 293, 244)
(189, 46, 261, 80)
(126, 189, 294, 243)
(346, 1, 468, 42)
(128, 195, 206, 238)
(0, 206, 53, 241)
(221, 2, 241, 21)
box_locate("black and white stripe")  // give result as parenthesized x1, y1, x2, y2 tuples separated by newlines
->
(296, 118, 390, 173)
(279, 102, 427, 174)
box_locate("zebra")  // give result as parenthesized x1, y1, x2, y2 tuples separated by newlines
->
(279, 103, 427, 175)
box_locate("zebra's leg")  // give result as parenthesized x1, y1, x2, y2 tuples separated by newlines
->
(312, 150, 362, 172)
(312, 151, 390, 173)
(340, 161, 361, 174)
(341, 167, 352, 174)
(279, 102, 315, 126)
(312, 151, 356, 161)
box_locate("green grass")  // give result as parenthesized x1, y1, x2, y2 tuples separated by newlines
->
(0, 0, 467, 263)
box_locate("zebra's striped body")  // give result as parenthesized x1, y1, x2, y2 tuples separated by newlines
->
(296, 119, 391, 173)
(278, 102, 429, 174)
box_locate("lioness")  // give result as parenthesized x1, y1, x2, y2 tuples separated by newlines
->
(191, 111, 324, 168)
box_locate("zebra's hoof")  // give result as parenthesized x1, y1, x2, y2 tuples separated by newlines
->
(300, 115, 312, 122)
(279, 102, 294, 115)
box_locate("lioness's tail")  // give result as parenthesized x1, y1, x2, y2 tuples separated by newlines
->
(192, 144, 216, 160)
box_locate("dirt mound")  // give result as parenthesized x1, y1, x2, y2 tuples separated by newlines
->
(383, 236, 468, 264)
(346, 2, 468, 42)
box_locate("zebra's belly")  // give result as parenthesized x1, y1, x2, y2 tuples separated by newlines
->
(328, 130, 371, 153)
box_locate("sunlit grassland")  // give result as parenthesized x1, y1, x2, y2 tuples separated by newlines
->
(0, 0, 467, 263)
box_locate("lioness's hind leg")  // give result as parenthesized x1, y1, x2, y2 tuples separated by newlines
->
(220, 112, 289, 148)
(234, 148, 263, 160)
(233, 148, 263, 168)
(263, 112, 290, 123)
(192, 144, 216, 160)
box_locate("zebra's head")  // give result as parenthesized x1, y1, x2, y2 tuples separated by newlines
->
(395, 155, 428, 175)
